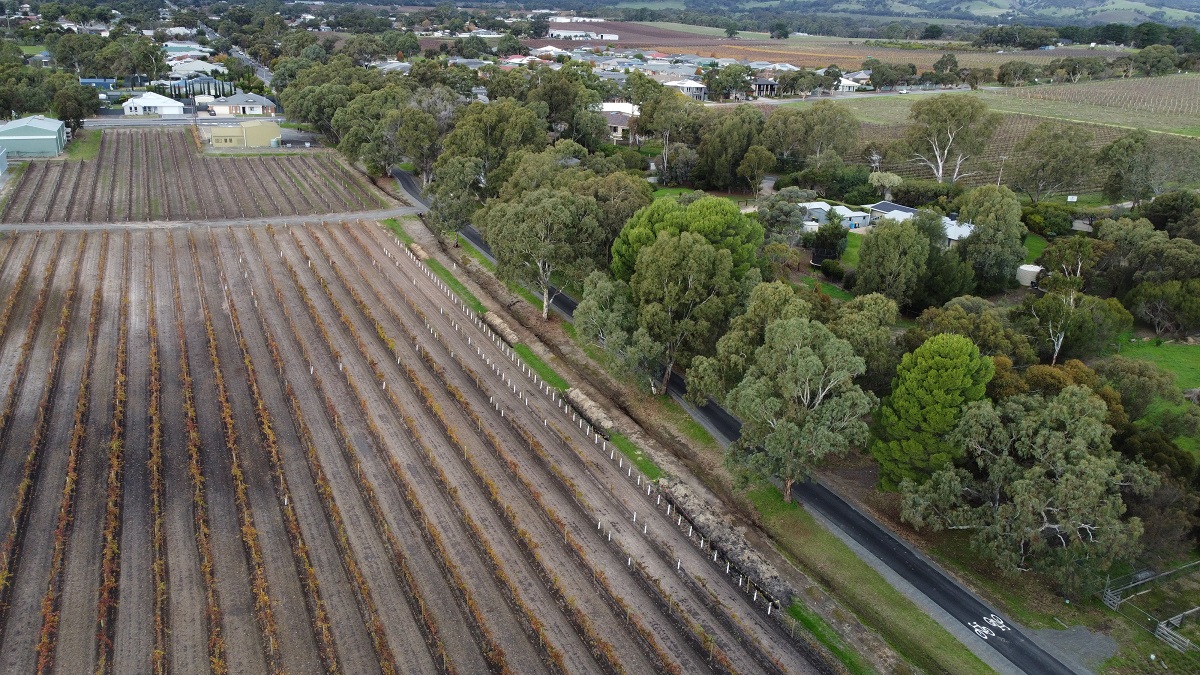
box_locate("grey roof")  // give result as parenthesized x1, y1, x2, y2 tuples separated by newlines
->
(0, 116, 65, 134)
(865, 201, 917, 215)
(214, 92, 275, 106)
(596, 71, 628, 83)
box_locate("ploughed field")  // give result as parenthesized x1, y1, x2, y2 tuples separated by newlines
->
(0, 129, 387, 224)
(0, 222, 831, 674)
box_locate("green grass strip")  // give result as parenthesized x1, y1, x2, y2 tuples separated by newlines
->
(748, 484, 994, 675)
(609, 432, 664, 481)
(426, 258, 486, 314)
(788, 602, 876, 675)
(66, 129, 103, 161)
(513, 343, 569, 391)
(381, 218, 414, 244)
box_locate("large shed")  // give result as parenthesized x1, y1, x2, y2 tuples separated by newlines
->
(0, 116, 67, 157)
(210, 120, 281, 148)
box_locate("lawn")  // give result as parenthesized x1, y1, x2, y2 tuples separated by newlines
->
(1024, 234, 1047, 264)
(747, 484, 995, 675)
(841, 231, 863, 269)
(66, 128, 102, 161)
(796, 275, 854, 301)
(1118, 340, 1200, 390)
(19, 45, 45, 55)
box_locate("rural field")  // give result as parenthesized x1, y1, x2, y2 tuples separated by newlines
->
(0, 221, 832, 674)
(0, 129, 388, 224)
(541, 21, 1116, 70)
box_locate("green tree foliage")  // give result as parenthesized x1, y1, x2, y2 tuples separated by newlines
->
(1124, 279, 1200, 336)
(996, 60, 1039, 86)
(438, 98, 547, 189)
(956, 185, 1026, 295)
(696, 105, 763, 190)
(738, 145, 775, 197)
(853, 217, 929, 308)
(756, 187, 818, 241)
(902, 95, 1001, 183)
(427, 155, 484, 235)
(1094, 356, 1180, 421)
(610, 196, 764, 283)
(911, 211, 975, 310)
(873, 334, 994, 491)
(629, 232, 739, 390)
(479, 187, 603, 319)
(1133, 44, 1180, 76)
(525, 62, 608, 149)
(907, 297, 1038, 365)
(761, 102, 858, 166)
(725, 317, 877, 500)
(497, 32, 525, 57)
(901, 386, 1156, 592)
(50, 83, 101, 131)
(868, 171, 902, 201)
(829, 293, 901, 392)
(1009, 121, 1094, 203)
(1101, 130, 1200, 206)
(689, 280, 813, 403)
(1036, 235, 1114, 291)
(1016, 277, 1133, 364)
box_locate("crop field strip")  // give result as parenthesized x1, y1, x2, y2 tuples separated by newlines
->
(0, 223, 837, 675)
(0, 129, 388, 225)
(856, 113, 1128, 189)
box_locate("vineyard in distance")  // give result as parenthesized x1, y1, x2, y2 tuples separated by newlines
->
(0, 217, 834, 673)
(0, 129, 390, 224)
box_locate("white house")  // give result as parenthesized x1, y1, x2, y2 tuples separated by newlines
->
(663, 79, 707, 100)
(798, 202, 871, 229)
(834, 77, 861, 92)
(209, 93, 276, 116)
(123, 91, 185, 116)
(944, 220, 974, 246)
(531, 45, 568, 57)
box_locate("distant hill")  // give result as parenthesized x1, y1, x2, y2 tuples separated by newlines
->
(605, 0, 1200, 26)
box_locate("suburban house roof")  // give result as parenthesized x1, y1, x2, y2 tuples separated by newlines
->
(864, 201, 917, 215)
(604, 111, 632, 127)
(213, 92, 274, 107)
(125, 91, 182, 107)
(0, 116, 65, 134)
(663, 79, 705, 88)
(945, 221, 974, 241)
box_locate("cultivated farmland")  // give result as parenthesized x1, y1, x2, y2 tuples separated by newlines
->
(0, 222, 833, 674)
(0, 129, 388, 224)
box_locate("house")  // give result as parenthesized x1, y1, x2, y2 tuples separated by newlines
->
(209, 120, 281, 148)
(170, 59, 227, 78)
(531, 45, 568, 57)
(209, 93, 276, 116)
(663, 79, 707, 100)
(844, 69, 872, 84)
(25, 50, 51, 68)
(604, 111, 633, 142)
(123, 92, 185, 116)
(751, 78, 777, 98)
(834, 77, 861, 92)
(863, 201, 917, 224)
(79, 77, 117, 90)
(944, 220, 974, 246)
(0, 116, 67, 157)
(798, 201, 871, 229)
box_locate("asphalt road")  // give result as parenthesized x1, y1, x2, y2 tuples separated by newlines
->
(390, 169, 1081, 674)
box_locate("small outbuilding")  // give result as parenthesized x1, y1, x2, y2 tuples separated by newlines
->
(209, 92, 277, 116)
(209, 120, 281, 148)
(1016, 264, 1043, 287)
(0, 116, 67, 157)
(123, 92, 185, 116)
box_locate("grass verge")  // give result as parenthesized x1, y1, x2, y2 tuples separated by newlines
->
(426, 258, 486, 313)
(380, 218, 414, 244)
(457, 236, 545, 311)
(609, 432, 665, 481)
(787, 602, 875, 675)
(748, 483, 995, 675)
(513, 343, 569, 391)
(66, 128, 102, 160)
(841, 231, 863, 269)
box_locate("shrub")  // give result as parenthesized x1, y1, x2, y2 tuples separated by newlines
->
(844, 184, 878, 205)
(1021, 203, 1074, 236)
(820, 258, 845, 280)
(891, 179, 965, 208)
